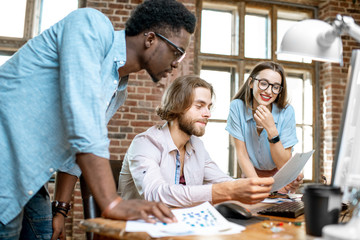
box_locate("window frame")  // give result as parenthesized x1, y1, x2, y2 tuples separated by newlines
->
(199, 62, 239, 176)
(0, 0, 86, 53)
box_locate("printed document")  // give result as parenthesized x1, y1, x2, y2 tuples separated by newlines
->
(125, 202, 245, 237)
(271, 150, 315, 192)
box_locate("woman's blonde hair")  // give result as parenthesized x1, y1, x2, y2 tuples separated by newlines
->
(233, 61, 289, 109)
(156, 75, 214, 121)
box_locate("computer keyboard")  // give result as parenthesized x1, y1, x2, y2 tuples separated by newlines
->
(257, 201, 304, 218)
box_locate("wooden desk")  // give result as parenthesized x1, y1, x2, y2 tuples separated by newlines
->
(80, 218, 310, 240)
(80, 202, 314, 240)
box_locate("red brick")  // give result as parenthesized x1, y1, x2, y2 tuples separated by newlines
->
(108, 3, 126, 9)
(87, 2, 107, 8)
(137, 114, 149, 120)
(122, 113, 136, 120)
(137, 87, 151, 94)
(145, 95, 162, 101)
(108, 119, 129, 126)
(127, 93, 145, 100)
(108, 126, 120, 132)
(110, 154, 121, 160)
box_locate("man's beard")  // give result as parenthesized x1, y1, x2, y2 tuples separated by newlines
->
(178, 115, 207, 137)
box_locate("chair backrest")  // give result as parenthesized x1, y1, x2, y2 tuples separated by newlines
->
(80, 159, 123, 240)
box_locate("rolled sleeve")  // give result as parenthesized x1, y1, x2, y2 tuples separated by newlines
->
(57, 162, 81, 177)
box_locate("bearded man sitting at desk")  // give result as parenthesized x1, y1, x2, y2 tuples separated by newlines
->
(118, 75, 274, 207)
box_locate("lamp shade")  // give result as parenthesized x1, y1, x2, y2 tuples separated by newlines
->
(277, 19, 343, 64)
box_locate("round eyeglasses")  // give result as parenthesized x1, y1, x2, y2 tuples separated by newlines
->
(253, 78, 283, 94)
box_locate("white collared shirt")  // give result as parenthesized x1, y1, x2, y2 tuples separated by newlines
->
(118, 124, 233, 207)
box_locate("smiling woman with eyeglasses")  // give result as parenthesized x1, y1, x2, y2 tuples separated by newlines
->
(225, 61, 303, 194)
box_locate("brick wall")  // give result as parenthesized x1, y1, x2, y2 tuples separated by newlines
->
(318, 0, 360, 183)
(51, 0, 360, 238)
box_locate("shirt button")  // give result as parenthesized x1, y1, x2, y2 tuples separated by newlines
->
(106, 101, 110, 106)
(113, 80, 118, 85)
(49, 168, 54, 173)
(120, 60, 124, 64)
(28, 190, 33, 195)
(114, 57, 117, 61)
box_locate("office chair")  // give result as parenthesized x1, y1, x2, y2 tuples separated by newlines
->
(80, 159, 123, 240)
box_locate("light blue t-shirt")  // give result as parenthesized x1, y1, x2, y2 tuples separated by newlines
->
(0, 8, 129, 224)
(225, 99, 298, 170)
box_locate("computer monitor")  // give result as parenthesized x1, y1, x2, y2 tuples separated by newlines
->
(331, 49, 360, 200)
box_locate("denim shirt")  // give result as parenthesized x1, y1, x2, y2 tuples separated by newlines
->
(0, 8, 128, 224)
(226, 99, 298, 170)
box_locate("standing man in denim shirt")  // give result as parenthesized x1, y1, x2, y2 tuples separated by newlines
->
(0, 0, 196, 239)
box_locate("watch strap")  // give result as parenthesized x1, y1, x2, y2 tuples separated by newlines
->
(268, 135, 280, 144)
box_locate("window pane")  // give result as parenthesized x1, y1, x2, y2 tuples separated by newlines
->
(200, 122, 229, 174)
(287, 74, 313, 180)
(304, 77, 313, 124)
(244, 73, 250, 81)
(303, 126, 313, 179)
(294, 127, 303, 154)
(0, 0, 27, 38)
(40, 0, 78, 33)
(200, 69, 231, 120)
(0, 55, 11, 66)
(303, 126, 313, 152)
(287, 76, 304, 124)
(245, 14, 270, 59)
(201, 9, 234, 55)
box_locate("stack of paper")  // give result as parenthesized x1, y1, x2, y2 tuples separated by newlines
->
(126, 202, 245, 238)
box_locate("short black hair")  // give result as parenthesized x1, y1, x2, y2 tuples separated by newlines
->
(125, 0, 196, 37)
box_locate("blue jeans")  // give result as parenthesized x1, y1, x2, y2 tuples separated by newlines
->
(0, 186, 53, 240)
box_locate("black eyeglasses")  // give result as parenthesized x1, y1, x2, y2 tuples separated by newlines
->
(253, 78, 283, 94)
(154, 33, 186, 63)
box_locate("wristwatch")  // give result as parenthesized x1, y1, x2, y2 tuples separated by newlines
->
(268, 135, 280, 144)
